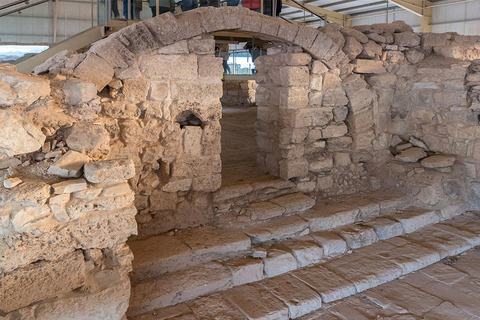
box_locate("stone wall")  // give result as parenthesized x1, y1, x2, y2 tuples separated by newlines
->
(221, 79, 258, 106)
(0, 65, 137, 318)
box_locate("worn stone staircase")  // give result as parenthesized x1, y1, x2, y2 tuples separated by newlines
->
(126, 186, 479, 319)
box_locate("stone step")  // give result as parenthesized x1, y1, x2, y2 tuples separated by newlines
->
(127, 205, 468, 317)
(129, 190, 407, 283)
(129, 212, 480, 320)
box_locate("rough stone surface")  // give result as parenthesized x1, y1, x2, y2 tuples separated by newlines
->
(84, 158, 135, 183)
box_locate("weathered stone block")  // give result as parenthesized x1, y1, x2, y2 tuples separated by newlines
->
(62, 79, 97, 106)
(279, 86, 309, 109)
(0, 109, 46, 158)
(322, 123, 348, 138)
(65, 123, 110, 160)
(48, 151, 91, 178)
(278, 66, 310, 86)
(294, 26, 319, 51)
(123, 79, 150, 102)
(84, 158, 135, 183)
(170, 81, 223, 100)
(394, 31, 421, 47)
(149, 81, 169, 101)
(309, 156, 333, 173)
(198, 56, 223, 79)
(142, 12, 179, 46)
(352, 59, 386, 74)
(0, 251, 86, 313)
(73, 53, 114, 91)
(171, 155, 221, 177)
(139, 54, 198, 80)
(281, 108, 333, 128)
(280, 158, 309, 179)
(0, 181, 51, 206)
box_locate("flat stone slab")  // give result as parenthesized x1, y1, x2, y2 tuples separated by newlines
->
(222, 282, 289, 320)
(51, 179, 87, 194)
(248, 201, 286, 220)
(395, 147, 427, 163)
(213, 184, 253, 203)
(262, 248, 298, 277)
(392, 208, 440, 234)
(269, 193, 316, 214)
(261, 274, 322, 318)
(176, 226, 251, 258)
(224, 257, 264, 286)
(365, 217, 404, 240)
(336, 224, 378, 249)
(324, 252, 403, 293)
(47, 150, 91, 178)
(129, 235, 193, 282)
(292, 265, 356, 302)
(405, 225, 473, 258)
(244, 215, 309, 243)
(420, 154, 455, 168)
(301, 203, 359, 232)
(187, 293, 247, 320)
(129, 262, 233, 316)
(279, 239, 324, 267)
(309, 231, 347, 256)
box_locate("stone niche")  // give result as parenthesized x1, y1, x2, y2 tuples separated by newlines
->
(3, 6, 480, 319)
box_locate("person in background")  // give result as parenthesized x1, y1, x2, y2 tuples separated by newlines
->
(149, 0, 175, 16)
(123, 0, 135, 19)
(219, 44, 231, 74)
(181, 0, 198, 11)
(226, 0, 239, 6)
(111, 0, 120, 18)
(241, 0, 260, 12)
(243, 42, 264, 74)
(242, 0, 281, 15)
(199, 0, 219, 6)
(135, 0, 143, 19)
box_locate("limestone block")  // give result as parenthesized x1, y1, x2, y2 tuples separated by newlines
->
(7, 267, 131, 320)
(0, 68, 51, 106)
(277, 23, 299, 43)
(170, 81, 223, 100)
(279, 127, 309, 144)
(52, 179, 87, 194)
(187, 38, 215, 55)
(359, 40, 382, 59)
(337, 224, 378, 249)
(281, 108, 333, 128)
(142, 12, 179, 46)
(420, 155, 455, 168)
(263, 248, 298, 277)
(340, 27, 369, 44)
(311, 60, 329, 75)
(248, 201, 286, 220)
(309, 231, 347, 256)
(327, 136, 353, 152)
(198, 55, 223, 79)
(278, 66, 310, 86)
(66, 191, 135, 219)
(100, 181, 131, 197)
(352, 59, 386, 74)
(192, 173, 221, 192)
(343, 36, 363, 60)
(270, 193, 316, 214)
(139, 54, 197, 80)
(222, 283, 289, 320)
(395, 147, 427, 163)
(309, 156, 334, 173)
(89, 37, 135, 69)
(394, 31, 421, 47)
(202, 122, 221, 156)
(283, 53, 312, 66)
(149, 190, 177, 212)
(393, 208, 440, 234)
(322, 123, 348, 138)
(244, 215, 309, 243)
(262, 274, 322, 318)
(354, 128, 375, 150)
(292, 265, 356, 302)
(157, 41, 189, 55)
(171, 155, 221, 177)
(122, 79, 149, 102)
(65, 122, 110, 160)
(0, 109, 46, 158)
(293, 26, 319, 50)
(213, 183, 253, 203)
(322, 89, 349, 106)
(62, 79, 97, 106)
(149, 81, 169, 101)
(333, 106, 349, 122)
(225, 257, 264, 286)
(84, 158, 135, 183)
(73, 53, 114, 91)
(1, 182, 50, 209)
(323, 72, 342, 90)
(280, 158, 309, 179)
(187, 294, 247, 320)
(0, 251, 86, 313)
(47, 151, 91, 178)
(162, 178, 192, 192)
(183, 126, 203, 155)
(279, 86, 309, 109)
(405, 49, 425, 64)
(365, 217, 404, 240)
(309, 31, 336, 60)
(366, 32, 386, 43)
(280, 240, 324, 267)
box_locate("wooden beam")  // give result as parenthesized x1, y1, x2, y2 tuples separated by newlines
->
(283, 0, 346, 25)
(387, 0, 424, 16)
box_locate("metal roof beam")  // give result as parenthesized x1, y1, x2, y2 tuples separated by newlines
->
(387, 0, 425, 16)
(336, 1, 386, 13)
(283, 0, 347, 25)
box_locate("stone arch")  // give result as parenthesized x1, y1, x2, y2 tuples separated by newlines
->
(73, 7, 346, 91)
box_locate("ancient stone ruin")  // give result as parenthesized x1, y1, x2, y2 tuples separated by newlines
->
(2, 6, 480, 319)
